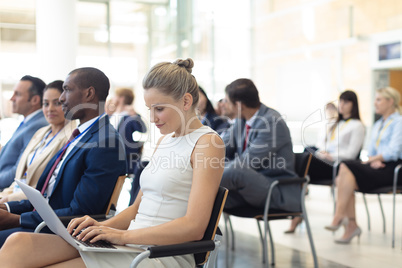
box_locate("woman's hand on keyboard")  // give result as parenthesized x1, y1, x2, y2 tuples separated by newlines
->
(67, 215, 100, 237)
(77, 225, 127, 245)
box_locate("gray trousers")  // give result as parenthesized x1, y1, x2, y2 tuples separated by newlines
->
(220, 162, 280, 209)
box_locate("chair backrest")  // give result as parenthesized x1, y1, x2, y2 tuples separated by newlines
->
(105, 174, 126, 215)
(294, 152, 312, 178)
(194, 186, 228, 265)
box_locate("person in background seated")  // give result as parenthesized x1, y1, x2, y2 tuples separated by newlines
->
(109, 87, 147, 207)
(215, 98, 224, 116)
(198, 86, 229, 134)
(109, 88, 147, 175)
(313, 90, 365, 166)
(0, 76, 48, 190)
(220, 78, 298, 212)
(322, 102, 338, 134)
(325, 87, 402, 244)
(0, 67, 126, 246)
(0, 58, 225, 268)
(0, 80, 76, 203)
(285, 90, 365, 233)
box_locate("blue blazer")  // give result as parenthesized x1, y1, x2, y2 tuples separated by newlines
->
(0, 111, 48, 189)
(8, 115, 127, 230)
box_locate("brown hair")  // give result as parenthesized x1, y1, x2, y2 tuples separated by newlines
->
(115, 88, 135, 105)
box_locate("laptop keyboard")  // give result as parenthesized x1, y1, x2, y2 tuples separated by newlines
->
(72, 229, 116, 249)
(74, 236, 117, 249)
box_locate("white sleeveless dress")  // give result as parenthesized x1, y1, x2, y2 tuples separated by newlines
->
(80, 126, 214, 268)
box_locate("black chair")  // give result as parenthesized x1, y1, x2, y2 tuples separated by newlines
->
(129, 160, 149, 206)
(357, 164, 402, 248)
(223, 152, 318, 268)
(130, 186, 228, 268)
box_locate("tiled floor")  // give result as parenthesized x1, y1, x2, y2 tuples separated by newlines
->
(216, 185, 402, 268)
(116, 180, 402, 268)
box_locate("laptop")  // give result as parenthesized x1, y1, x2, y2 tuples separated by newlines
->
(17, 180, 144, 253)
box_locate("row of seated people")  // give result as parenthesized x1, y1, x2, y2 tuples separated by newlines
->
(0, 80, 147, 206)
(0, 59, 225, 267)
(0, 80, 146, 196)
(0, 58, 399, 266)
(286, 87, 402, 244)
(134, 81, 402, 247)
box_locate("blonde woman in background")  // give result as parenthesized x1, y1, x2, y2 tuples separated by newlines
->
(0, 80, 75, 203)
(325, 87, 402, 244)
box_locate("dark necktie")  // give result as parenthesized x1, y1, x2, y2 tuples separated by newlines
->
(242, 124, 251, 152)
(40, 128, 80, 195)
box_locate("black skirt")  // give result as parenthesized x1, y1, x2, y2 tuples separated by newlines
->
(343, 159, 402, 192)
(308, 155, 334, 183)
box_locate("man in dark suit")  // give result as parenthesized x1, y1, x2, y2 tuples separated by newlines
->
(0, 76, 48, 189)
(221, 78, 299, 212)
(0, 67, 126, 246)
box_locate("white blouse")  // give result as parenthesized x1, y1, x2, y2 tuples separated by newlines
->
(316, 119, 365, 161)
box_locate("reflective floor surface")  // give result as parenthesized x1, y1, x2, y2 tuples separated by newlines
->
(117, 180, 402, 268)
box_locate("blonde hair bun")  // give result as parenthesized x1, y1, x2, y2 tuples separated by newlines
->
(173, 58, 194, 74)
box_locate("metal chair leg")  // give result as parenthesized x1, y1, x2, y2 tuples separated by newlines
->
(332, 162, 338, 215)
(267, 221, 275, 266)
(223, 213, 230, 268)
(377, 195, 386, 234)
(263, 218, 270, 268)
(362, 194, 371, 231)
(204, 237, 222, 268)
(302, 183, 319, 268)
(392, 164, 401, 249)
(228, 216, 235, 251)
(392, 188, 396, 248)
(331, 184, 336, 215)
(256, 220, 267, 265)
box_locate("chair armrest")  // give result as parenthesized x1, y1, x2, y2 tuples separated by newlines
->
(393, 164, 402, 190)
(263, 176, 308, 218)
(276, 177, 307, 185)
(130, 240, 217, 268)
(147, 240, 216, 258)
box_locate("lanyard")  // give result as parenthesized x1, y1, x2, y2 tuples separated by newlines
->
(28, 130, 53, 166)
(55, 114, 103, 160)
(330, 119, 351, 141)
(376, 119, 393, 148)
(25, 129, 60, 177)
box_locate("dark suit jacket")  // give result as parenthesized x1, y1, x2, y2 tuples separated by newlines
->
(117, 114, 147, 174)
(201, 112, 229, 135)
(0, 111, 48, 189)
(223, 104, 300, 211)
(8, 115, 127, 230)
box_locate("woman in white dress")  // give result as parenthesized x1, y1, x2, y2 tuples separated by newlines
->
(0, 58, 225, 267)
